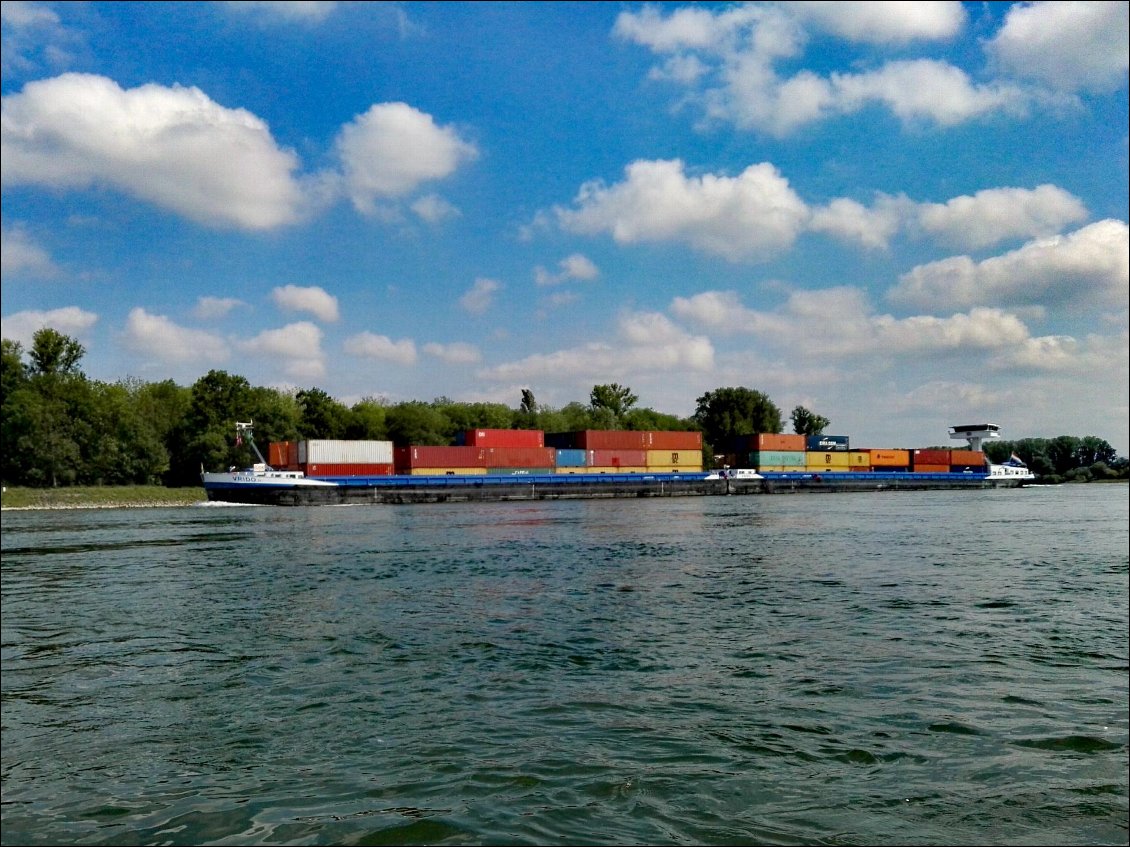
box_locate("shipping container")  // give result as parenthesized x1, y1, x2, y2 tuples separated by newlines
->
(304, 463, 395, 476)
(805, 466, 851, 473)
(645, 449, 701, 467)
(753, 433, 807, 451)
(805, 451, 851, 468)
(395, 445, 486, 470)
(554, 449, 587, 467)
(464, 428, 544, 448)
(848, 451, 871, 469)
(806, 434, 850, 451)
(912, 463, 950, 473)
(751, 450, 806, 467)
(407, 467, 488, 476)
(950, 450, 985, 466)
(486, 468, 554, 475)
(643, 430, 703, 450)
(587, 449, 648, 467)
(911, 449, 951, 465)
(300, 439, 394, 465)
(585, 466, 648, 474)
(869, 449, 910, 466)
(482, 446, 556, 468)
(644, 465, 699, 473)
(577, 430, 649, 450)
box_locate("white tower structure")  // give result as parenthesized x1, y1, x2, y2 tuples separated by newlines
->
(948, 423, 1000, 453)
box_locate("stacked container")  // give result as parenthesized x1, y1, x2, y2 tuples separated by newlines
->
(300, 440, 395, 476)
(911, 449, 951, 473)
(464, 428, 544, 448)
(869, 449, 910, 472)
(950, 449, 986, 473)
(546, 431, 703, 473)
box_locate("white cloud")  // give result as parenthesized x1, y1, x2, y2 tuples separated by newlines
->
(224, 1, 339, 23)
(335, 102, 478, 213)
(808, 195, 908, 250)
(1, 74, 309, 230)
(1, 306, 97, 347)
(556, 158, 808, 261)
(460, 277, 500, 315)
(423, 341, 481, 364)
(193, 296, 246, 319)
(987, 1, 1129, 93)
(343, 331, 417, 366)
(915, 185, 1089, 249)
(1, 1, 82, 76)
(889, 219, 1129, 311)
(237, 321, 325, 380)
(123, 308, 228, 363)
(788, 1, 966, 44)
(410, 193, 461, 223)
(534, 253, 600, 286)
(1, 223, 58, 276)
(271, 284, 339, 322)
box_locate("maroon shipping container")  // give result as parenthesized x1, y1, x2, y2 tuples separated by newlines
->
(465, 428, 545, 448)
(482, 446, 556, 467)
(587, 449, 648, 467)
(644, 430, 703, 450)
(912, 449, 951, 466)
(395, 445, 487, 470)
(576, 430, 649, 450)
(304, 463, 394, 476)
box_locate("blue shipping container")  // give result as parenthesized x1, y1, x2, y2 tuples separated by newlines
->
(555, 449, 587, 467)
(806, 434, 850, 451)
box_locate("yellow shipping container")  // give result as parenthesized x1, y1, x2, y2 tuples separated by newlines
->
(407, 467, 488, 475)
(848, 451, 871, 468)
(645, 465, 701, 473)
(645, 449, 701, 467)
(805, 466, 851, 472)
(805, 451, 851, 468)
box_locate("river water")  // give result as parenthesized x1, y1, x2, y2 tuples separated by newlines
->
(1, 485, 1127, 846)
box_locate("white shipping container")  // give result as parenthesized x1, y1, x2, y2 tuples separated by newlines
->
(299, 439, 394, 464)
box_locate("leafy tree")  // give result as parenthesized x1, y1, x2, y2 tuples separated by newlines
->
(590, 383, 637, 426)
(790, 405, 830, 436)
(346, 397, 389, 440)
(297, 387, 350, 438)
(28, 328, 85, 376)
(385, 401, 449, 446)
(622, 407, 693, 432)
(694, 387, 782, 453)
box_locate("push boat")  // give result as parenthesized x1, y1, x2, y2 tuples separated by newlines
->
(201, 422, 1036, 506)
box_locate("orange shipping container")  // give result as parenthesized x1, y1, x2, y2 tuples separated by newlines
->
(754, 433, 807, 451)
(644, 431, 703, 450)
(870, 449, 911, 466)
(575, 430, 648, 450)
(913, 464, 950, 473)
(950, 449, 985, 466)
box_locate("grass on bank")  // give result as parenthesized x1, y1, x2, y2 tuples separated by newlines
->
(1, 485, 207, 510)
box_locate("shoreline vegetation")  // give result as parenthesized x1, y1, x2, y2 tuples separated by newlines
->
(1, 486, 207, 511)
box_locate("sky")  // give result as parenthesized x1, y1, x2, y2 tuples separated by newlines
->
(2, 1, 1128, 454)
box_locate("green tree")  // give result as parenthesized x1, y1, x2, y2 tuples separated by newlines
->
(790, 405, 830, 436)
(297, 387, 349, 438)
(346, 397, 389, 440)
(385, 401, 450, 446)
(694, 387, 782, 453)
(590, 383, 638, 426)
(28, 328, 85, 376)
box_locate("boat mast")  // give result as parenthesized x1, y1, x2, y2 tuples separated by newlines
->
(235, 420, 273, 468)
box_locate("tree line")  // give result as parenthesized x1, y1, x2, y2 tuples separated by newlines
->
(2, 328, 1125, 487)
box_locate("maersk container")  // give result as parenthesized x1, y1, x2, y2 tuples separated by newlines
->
(587, 449, 647, 467)
(394, 445, 486, 470)
(555, 449, 587, 467)
(912, 449, 951, 465)
(806, 434, 850, 451)
(483, 446, 556, 468)
(299, 439, 394, 465)
(751, 450, 806, 467)
(465, 428, 544, 448)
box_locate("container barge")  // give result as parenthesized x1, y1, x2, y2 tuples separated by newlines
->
(201, 423, 1035, 506)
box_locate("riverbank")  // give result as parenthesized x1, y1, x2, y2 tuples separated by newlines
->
(1, 485, 206, 511)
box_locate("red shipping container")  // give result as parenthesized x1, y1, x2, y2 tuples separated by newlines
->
(464, 428, 544, 448)
(575, 430, 649, 450)
(644, 430, 703, 450)
(587, 449, 647, 467)
(304, 463, 395, 476)
(754, 433, 807, 451)
(482, 447, 556, 467)
(912, 449, 951, 465)
(394, 445, 486, 470)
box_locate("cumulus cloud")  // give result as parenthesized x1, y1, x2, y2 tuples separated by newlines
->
(1, 223, 58, 276)
(987, 1, 1129, 93)
(459, 277, 500, 315)
(237, 321, 325, 380)
(343, 331, 417, 366)
(615, 3, 1026, 135)
(915, 185, 1089, 249)
(335, 102, 478, 213)
(1, 305, 97, 347)
(808, 195, 909, 250)
(888, 219, 1129, 311)
(423, 341, 481, 365)
(123, 308, 228, 363)
(534, 253, 600, 286)
(410, 193, 461, 223)
(556, 159, 808, 261)
(193, 296, 246, 320)
(271, 284, 339, 322)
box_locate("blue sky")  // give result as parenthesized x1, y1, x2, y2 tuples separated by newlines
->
(2, 1, 1128, 453)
